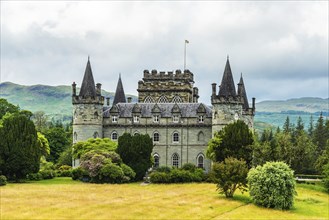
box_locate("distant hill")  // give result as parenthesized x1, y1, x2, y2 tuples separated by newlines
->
(256, 97, 328, 113)
(0, 82, 327, 130)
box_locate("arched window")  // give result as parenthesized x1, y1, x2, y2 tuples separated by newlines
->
(94, 111, 99, 119)
(134, 131, 140, 136)
(153, 132, 160, 142)
(111, 131, 118, 141)
(172, 153, 179, 168)
(154, 154, 160, 168)
(93, 131, 99, 138)
(197, 131, 205, 142)
(73, 132, 77, 141)
(158, 96, 168, 103)
(197, 154, 204, 169)
(144, 96, 155, 103)
(172, 95, 183, 103)
(173, 132, 179, 143)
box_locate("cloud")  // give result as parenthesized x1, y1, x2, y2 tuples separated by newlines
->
(1, 1, 328, 104)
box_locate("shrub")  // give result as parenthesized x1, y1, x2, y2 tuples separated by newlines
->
(149, 172, 170, 183)
(156, 166, 171, 173)
(56, 165, 72, 177)
(27, 173, 43, 181)
(120, 163, 136, 181)
(211, 157, 248, 198)
(0, 175, 7, 186)
(247, 161, 296, 210)
(182, 163, 197, 172)
(170, 169, 193, 183)
(99, 163, 124, 183)
(39, 170, 55, 179)
(72, 167, 89, 181)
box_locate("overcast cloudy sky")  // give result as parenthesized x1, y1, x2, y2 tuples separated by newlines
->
(1, 1, 328, 104)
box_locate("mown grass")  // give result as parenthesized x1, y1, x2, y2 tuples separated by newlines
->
(1, 178, 328, 219)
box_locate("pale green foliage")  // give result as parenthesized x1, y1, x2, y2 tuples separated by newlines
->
(206, 133, 222, 161)
(322, 163, 329, 193)
(211, 157, 248, 198)
(247, 161, 296, 210)
(37, 132, 50, 157)
(73, 138, 117, 159)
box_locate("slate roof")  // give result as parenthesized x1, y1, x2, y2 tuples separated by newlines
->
(79, 59, 96, 97)
(103, 103, 212, 118)
(237, 74, 249, 109)
(218, 58, 237, 97)
(113, 74, 126, 105)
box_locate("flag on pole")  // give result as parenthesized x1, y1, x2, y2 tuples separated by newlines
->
(185, 40, 189, 44)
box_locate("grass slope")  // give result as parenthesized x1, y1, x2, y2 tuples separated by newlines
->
(1, 178, 328, 219)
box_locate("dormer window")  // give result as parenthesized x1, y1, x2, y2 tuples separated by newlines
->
(112, 116, 118, 123)
(153, 115, 159, 123)
(133, 115, 140, 123)
(198, 115, 204, 123)
(173, 115, 179, 123)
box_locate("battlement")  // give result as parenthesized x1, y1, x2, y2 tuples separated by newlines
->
(72, 95, 104, 105)
(143, 69, 194, 82)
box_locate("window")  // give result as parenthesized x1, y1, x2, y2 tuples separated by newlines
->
(173, 132, 179, 143)
(93, 132, 99, 138)
(144, 96, 155, 103)
(153, 132, 160, 142)
(198, 131, 205, 142)
(111, 131, 118, 141)
(74, 132, 77, 142)
(134, 131, 139, 136)
(158, 96, 168, 103)
(198, 115, 204, 123)
(153, 115, 159, 123)
(133, 115, 139, 123)
(173, 115, 179, 123)
(154, 154, 160, 168)
(112, 116, 118, 123)
(94, 111, 99, 119)
(172, 153, 179, 168)
(197, 154, 204, 169)
(172, 95, 183, 103)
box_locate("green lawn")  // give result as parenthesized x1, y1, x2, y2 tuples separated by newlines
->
(1, 178, 328, 219)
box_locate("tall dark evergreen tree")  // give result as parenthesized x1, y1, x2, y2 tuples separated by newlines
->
(308, 115, 314, 137)
(283, 116, 291, 133)
(313, 113, 327, 155)
(0, 113, 41, 180)
(207, 120, 254, 166)
(117, 133, 153, 180)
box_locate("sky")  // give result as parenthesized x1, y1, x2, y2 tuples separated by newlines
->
(1, 1, 328, 104)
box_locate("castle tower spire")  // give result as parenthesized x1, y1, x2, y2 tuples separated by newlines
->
(113, 74, 126, 105)
(218, 57, 236, 97)
(237, 73, 249, 109)
(79, 58, 96, 97)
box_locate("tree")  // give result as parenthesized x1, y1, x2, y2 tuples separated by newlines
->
(283, 116, 291, 133)
(211, 157, 248, 198)
(207, 120, 254, 166)
(73, 138, 117, 159)
(32, 111, 48, 132)
(247, 161, 296, 210)
(308, 115, 314, 136)
(0, 113, 41, 180)
(275, 132, 293, 166)
(0, 98, 19, 119)
(37, 132, 50, 158)
(117, 133, 154, 180)
(44, 126, 71, 163)
(57, 146, 73, 167)
(313, 113, 328, 156)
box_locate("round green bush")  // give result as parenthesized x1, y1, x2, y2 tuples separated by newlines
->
(99, 163, 124, 183)
(72, 167, 89, 181)
(27, 173, 43, 181)
(156, 166, 171, 173)
(120, 163, 136, 181)
(149, 172, 170, 183)
(0, 175, 7, 186)
(181, 163, 197, 172)
(247, 161, 296, 210)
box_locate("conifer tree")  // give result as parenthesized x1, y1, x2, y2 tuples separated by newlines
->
(313, 113, 327, 155)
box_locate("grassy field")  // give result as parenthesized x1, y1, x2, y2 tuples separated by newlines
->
(1, 178, 328, 219)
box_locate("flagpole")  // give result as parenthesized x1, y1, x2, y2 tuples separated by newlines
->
(184, 41, 186, 70)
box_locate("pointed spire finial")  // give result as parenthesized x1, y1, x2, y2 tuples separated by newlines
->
(88, 55, 90, 61)
(227, 55, 229, 60)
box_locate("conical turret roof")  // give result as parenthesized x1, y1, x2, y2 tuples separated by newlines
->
(218, 57, 236, 97)
(113, 74, 126, 105)
(79, 58, 96, 97)
(238, 73, 249, 109)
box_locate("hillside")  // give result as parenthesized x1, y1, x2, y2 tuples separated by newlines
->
(0, 82, 327, 130)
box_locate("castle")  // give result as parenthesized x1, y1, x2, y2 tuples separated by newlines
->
(72, 57, 255, 172)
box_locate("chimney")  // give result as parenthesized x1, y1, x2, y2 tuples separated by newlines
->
(106, 97, 110, 106)
(252, 97, 256, 111)
(211, 83, 216, 97)
(127, 96, 132, 103)
(96, 83, 102, 96)
(72, 82, 76, 96)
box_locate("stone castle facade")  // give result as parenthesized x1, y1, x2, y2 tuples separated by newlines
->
(72, 58, 255, 172)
